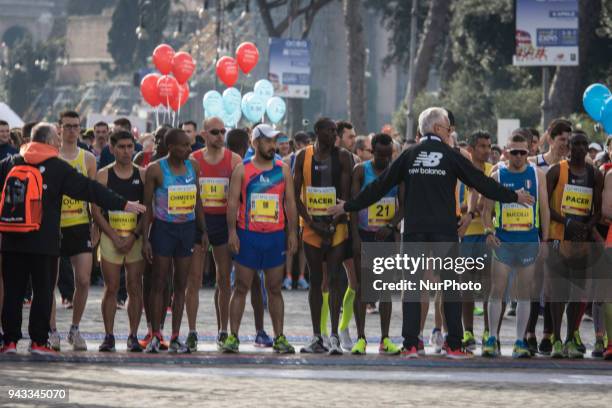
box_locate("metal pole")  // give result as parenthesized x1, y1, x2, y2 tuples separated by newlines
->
(404, 0, 418, 141)
(541, 66, 551, 130)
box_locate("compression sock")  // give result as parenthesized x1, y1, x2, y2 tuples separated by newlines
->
(339, 287, 356, 331)
(320, 291, 330, 337)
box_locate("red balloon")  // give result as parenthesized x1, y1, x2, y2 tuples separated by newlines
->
(236, 42, 259, 74)
(140, 73, 161, 107)
(216, 56, 239, 87)
(172, 52, 196, 84)
(152, 44, 175, 75)
(157, 75, 179, 107)
(169, 83, 190, 111)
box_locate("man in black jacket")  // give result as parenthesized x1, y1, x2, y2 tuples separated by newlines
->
(330, 107, 534, 358)
(0, 123, 145, 355)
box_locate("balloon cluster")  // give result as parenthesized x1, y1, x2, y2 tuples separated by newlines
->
(203, 42, 286, 128)
(583, 84, 612, 134)
(140, 44, 196, 112)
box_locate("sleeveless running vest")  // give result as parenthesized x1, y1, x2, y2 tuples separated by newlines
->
(154, 158, 197, 223)
(192, 148, 233, 215)
(535, 153, 551, 173)
(358, 160, 398, 232)
(465, 162, 493, 236)
(494, 164, 540, 243)
(238, 158, 285, 233)
(105, 166, 143, 237)
(60, 148, 90, 228)
(141, 151, 153, 167)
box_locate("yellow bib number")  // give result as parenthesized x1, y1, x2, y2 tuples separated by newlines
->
(501, 203, 533, 231)
(561, 184, 592, 216)
(200, 177, 229, 208)
(60, 196, 88, 227)
(250, 193, 279, 224)
(168, 185, 197, 215)
(306, 186, 336, 216)
(109, 211, 137, 237)
(367, 197, 396, 227)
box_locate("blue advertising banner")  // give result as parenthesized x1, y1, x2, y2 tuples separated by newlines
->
(513, 0, 579, 66)
(268, 38, 311, 99)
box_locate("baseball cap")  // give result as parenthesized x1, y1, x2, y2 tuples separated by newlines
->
(252, 124, 281, 140)
(588, 142, 602, 152)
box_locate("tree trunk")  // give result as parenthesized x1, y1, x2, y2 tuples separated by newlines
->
(411, 0, 452, 97)
(547, 0, 601, 120)
(343, 0, 367, 133)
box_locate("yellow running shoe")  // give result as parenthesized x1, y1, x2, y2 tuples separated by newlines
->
(379, 337, 400, 355)
(351, 337, 367, 355)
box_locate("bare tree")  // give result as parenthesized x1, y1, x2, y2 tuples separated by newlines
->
(343, 0, 367, 133)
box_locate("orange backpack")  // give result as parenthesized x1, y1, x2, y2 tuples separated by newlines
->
(0, 160, 44, 232)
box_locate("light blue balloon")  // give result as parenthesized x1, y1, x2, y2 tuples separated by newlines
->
(222, 105, 242, 128)
(223, 87, 242, 115)
(241, 92, 266, 123)
(266, 96, 286, 124)
(254, 79, 274, 103)
(583, 83, 611, 122)
(203, 90, 224, 117)
(601, 96, 612, 134)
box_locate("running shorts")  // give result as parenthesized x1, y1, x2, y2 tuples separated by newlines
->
(150, 219, 196, 258)
(60, 224, 92, 257)
(234, 228, 286, 270)
(100, 233, 143, 264)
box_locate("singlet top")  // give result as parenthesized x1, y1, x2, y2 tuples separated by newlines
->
(153, 158, 197, 223)
(535, 153, 552, 173)
(60, 148, 90, 228)
(192, 148, 233, 215)
(105, 166, 143, 237)
(141, 151, 153, 168)
(494, 164, 540, 243)
(464, 162, 493, 236)
(237, 158, 286, 232)
(358, 160, 399, 232)
(300, 145, 341, 225)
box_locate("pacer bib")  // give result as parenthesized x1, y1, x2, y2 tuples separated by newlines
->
(561, 184, 593, 216)
(109, 211, 137, 237)
(306, 186, 336, 216)
(168, 185, 197, 215)
(250, 193, 279, 224)
(501, 203, 533, 231)
(199, 177, 229, 208)
(367, 197, 396, 227)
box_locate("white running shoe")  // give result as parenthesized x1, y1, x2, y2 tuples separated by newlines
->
(328, 335, 343, 355)
(339, 328, 353, 351)
(67, 328, 87, 351)
(48, 330, 61, 352)
(429, 330, 444, 354)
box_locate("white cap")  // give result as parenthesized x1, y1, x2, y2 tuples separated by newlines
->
(588, 142, 602, 152)
(252, 124, 281, 140)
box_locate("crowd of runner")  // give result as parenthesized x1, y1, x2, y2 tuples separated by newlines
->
(0, 107, 611, 360)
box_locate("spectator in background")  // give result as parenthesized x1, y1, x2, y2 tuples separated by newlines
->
(588, 142, 602, 162)
(99, 118, 143, 168)
(139, 133, 154, 153)
(80, 129, 95, 151)
(9, 128, 23, 149)
(0, 120, 18, 160)
(226, 128, 250, 159)
(21, 122, 38, 144)
(528, 128, 541, 156)
(92, 122, 110, 160)
(337, 121, 356, 152)
(277, 133, 292, 158)
(180, 120, 205, 151)
(354, 135, 372, 162)
(490, 145, 502, 165)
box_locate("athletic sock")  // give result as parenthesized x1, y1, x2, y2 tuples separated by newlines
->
(339, 287, 356, 331)
(604, 303, 612, 342)
(320, 291, 330, 337)
(516, 300, 530, 340)
(488, 299, 502, 339)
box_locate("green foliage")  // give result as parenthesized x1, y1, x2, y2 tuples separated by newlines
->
(569, 113, 609, 145)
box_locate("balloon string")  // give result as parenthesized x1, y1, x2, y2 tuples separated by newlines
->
(177, 90, 182, 126)
(155, 107, 159, 129)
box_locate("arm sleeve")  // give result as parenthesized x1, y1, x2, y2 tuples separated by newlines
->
(453, 149, 518, 203)
(60, 162, 127, 211)
(344, 150, 407, 212)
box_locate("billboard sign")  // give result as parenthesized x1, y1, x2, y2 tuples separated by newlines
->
(268, 38, 311, 99)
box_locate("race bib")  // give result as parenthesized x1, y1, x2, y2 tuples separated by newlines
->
(60, 196, 88, 226)
(109, 211, 137, 237)
(199, 177, 229, 208)
(168, 185, 197, 215)
(250, 193, 279, 224)
(367, 197, 396, 227)
(561, 184, 592, 216)
(306, 186, 336, 216)
(501, 203, 533, 232)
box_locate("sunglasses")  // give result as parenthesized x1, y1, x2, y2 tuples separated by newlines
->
(209, 128, 226, 136)
(509, 149, 529, 156)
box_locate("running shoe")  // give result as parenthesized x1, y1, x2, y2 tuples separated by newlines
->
(169, 337, 190, 354)
(592, 338, 605, 358)
(273, 335, 295, 354)
(23, 298, 32, 307)
(379, 338, 400, 356)
(339, 328, 353, 351)
(565, 339, 584, 359)
(512, 339, 531, 358)
(539, 336, 553, 355)
(473, 306, 484, 316)
(446, 347, 474, 360)
(526, 336, 538, 356)
(462, 331, 476, 352)
(127, 335, 143, 352)
(30, 342, 56, 356)
(297, 278, 309, 290)
(551, 339, 565, 358)
(481, 330, 490, 346)
(507, 302, 517, 316)
(366, 303, 378, 314)
(282, 277, 293, 290)
(604, 345, 612, 360)
(98, 334, 116, 352)
(328, 334, 343, 355)
(254, 330, 274, 348)
(573, 330, 586, 354)
(61, 298, 73, 309)
(482, 336, 499, 358)
(352, 337, 367, 355)
(216, 332, 228, 352)
(145, 335, 160, 353)
(186, 331, 198, 352)
(430, 329, 444, 354)
(48, 330, 61, 352)
(139, 332, 152, 349)
(400, 345, 419, 359)
(300, 335, 328, 354)
(321, 334, 331, 350)
(116, 300, 126, 310)
(159, 333, 169, 351)
(68, 327, 87, 351)
(221, 334, 240, 353)
(0, 342, 17, 354)
(417, 336, 426, 356)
